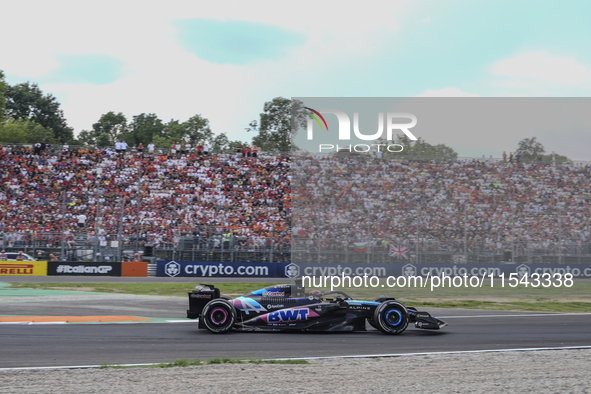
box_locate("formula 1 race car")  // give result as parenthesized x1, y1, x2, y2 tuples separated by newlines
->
(187, 282, 446, 334)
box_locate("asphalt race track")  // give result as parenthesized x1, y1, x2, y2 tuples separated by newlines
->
(1, 278, 591, 369)
(2, 312, 591, 368)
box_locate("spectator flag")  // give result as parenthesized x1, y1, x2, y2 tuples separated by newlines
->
(389, 245, 409, 259)
(353, 241, 369, 252)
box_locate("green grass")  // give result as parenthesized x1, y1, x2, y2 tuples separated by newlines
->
(312, 280, 591, 312)
(7, 280, 591, 313)
(406, 300, 591, 313)
(99, 358, 308, 369)
(7, 282, 280, 297)
(205, 358, 308, 365)
(307, 280, 591, 300)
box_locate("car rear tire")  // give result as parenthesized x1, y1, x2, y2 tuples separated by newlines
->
(201, 299, 236, 333)
(373, 300, 409, 335)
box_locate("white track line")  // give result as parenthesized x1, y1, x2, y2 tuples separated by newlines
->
(272, 345, 591, 361)
(2, 345, 591, 371)
(0, 320, 194, 325)
(4, 313, 590, 325)
(0, 363, 161, 371)
(2, 313, 589, 325)
(164, 320, 195, 323)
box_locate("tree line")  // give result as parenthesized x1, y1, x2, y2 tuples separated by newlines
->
(0, 70, 288, 151)
(0, 70, 571, 160)
(0, 70, 73, 145)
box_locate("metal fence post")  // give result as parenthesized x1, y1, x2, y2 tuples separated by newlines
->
(117, 197, 125, 262)
(60, 192, 66, 259)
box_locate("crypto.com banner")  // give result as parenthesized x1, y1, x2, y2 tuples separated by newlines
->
(156, 261, 290, 278)
(290, 98, 591, 269)
(286, 262, 591, 279)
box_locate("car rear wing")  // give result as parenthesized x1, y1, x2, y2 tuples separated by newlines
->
(187, 284, 220, 319)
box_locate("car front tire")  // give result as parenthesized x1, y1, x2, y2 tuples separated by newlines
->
(373, 300, 409, 335)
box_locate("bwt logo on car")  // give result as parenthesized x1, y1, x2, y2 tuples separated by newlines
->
(304, 107, 418, 153)
(262, 308, 319, 323)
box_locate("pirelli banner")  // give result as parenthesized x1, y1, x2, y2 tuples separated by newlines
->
(47, 262, 121, 276)
(0, 261, 48, 276)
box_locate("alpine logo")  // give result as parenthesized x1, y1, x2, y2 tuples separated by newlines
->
(261, 308, 319, 323)
(232, 297, 267, 315)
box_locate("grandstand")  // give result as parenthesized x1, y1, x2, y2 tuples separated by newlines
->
(1, 143, 590, 263)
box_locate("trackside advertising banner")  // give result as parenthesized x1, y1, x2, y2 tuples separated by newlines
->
(292, 263, 591, 279)
(47, 262, 122, 276)
(0, 261, 47, 276)
(157, 261, 591, 279)
(157, 261, 289, 278)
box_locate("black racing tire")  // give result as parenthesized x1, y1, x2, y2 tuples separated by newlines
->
(201, 299, 236, 333)
(373, 300, 409, 335)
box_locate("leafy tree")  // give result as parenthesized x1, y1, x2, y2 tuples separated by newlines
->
(0, 70, 6, 124)
(96, 133, 112, 147)
(375, 135, 457, 160)
(77, 129, 96, 146)
(159, 114, 214, 146)
(5, 82, 73, 142)
(0, 119, 56, 144)
(162, 119, 188, 143)
(515, 137, 546, 161)
(152, 134, 172, 149)
(543, 153, 570, 163)
(124, 113, 164, 146)
(0, 119, 28, 143)
(513, 137, 570, 163)
(184, 114, 213, 144)
(211, 133, 230, 151)
(26, 121, 57, 144)
(248, 97, 306, 152)
(91, 111, 128, 146)
(228, 140, 247, 151)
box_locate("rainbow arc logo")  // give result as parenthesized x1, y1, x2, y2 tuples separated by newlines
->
(304, 107, 328, 131)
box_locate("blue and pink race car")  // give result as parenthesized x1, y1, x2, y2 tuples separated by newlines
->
(187, 282, 446, 334)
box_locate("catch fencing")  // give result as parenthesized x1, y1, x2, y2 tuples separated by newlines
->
(2, 232, 591, 264)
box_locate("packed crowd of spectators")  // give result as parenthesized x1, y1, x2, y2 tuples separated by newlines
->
(1, 142, 591, 259)
(0, 143, 290, 254)
(293, 154, 591, 256)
